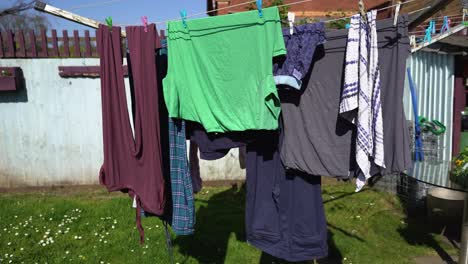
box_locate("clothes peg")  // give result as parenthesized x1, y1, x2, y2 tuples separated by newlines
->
(141, 16, 148, 32)
(180, 10, 187, 28)
(430, 20, 435, 34)
(358, 0, 367, 23)
(440, 16, 450, 33)
(105, 16, 113, 29)
(287, 12, 295, 35)
(423, 26, 431, 43)
(410, 35, 416, 47)
(463, 9, 468, 26)
(256, 0, 263, 18)
(423, 21, 433, 43)
(393, 0, 401, 26)
(345, 23, 350, 29)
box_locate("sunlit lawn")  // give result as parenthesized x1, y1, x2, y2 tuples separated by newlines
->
(0, 180, 458, 263)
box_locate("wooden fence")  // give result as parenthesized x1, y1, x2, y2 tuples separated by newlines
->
(0, 29, 167, 59)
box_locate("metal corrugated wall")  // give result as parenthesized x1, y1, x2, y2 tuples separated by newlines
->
(403, 51, 455, 187)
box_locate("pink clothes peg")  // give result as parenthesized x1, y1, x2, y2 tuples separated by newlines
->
(141, 16, 148, 32)
(440, 16, 450, 34)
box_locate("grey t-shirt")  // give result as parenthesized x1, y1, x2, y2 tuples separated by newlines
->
(280, 16, 412, 178)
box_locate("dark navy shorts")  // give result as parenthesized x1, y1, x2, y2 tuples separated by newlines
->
(273, 22, 326, 90)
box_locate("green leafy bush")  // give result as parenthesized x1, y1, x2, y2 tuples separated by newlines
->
(450, 147, 468, 188)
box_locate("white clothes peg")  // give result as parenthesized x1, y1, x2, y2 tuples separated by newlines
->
(288, 12, 295, 35)
(410, 35, 416, 48)
(394, 1, 401, 26)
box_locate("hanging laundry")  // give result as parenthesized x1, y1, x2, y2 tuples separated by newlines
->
(186, 121, 250, 160)
(137, 40, 197, 236)
(97, 24, 165, 242)
(340, 10, 385, 191)
(245, 121, 328, 262)
(163, 7, 286, 133)
(183, 119, 329, 261)
(279, 16, 411, 179)
(168, 119, 195, 235)
(274, 22, 326, 90)
(188, 140, 203, 193)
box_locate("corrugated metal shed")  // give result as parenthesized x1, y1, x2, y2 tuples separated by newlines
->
(403, 51, 455, 187)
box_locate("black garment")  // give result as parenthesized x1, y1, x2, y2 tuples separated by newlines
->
(279, 16, 412, 178)
(245, 126, 328, 262)
(186, 121, 249, 160)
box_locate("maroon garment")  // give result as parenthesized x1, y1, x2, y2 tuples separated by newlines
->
(97, 24, 165, 241)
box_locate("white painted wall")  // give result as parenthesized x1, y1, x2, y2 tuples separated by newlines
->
(0, 59, 244, 187)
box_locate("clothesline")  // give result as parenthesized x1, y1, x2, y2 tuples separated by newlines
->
(408, 14, 465, 34)
(65, 0, 427, 26)
(36, 0, 438, 36)
(35, 0, 428, 33)
(64, 0, 424, 24)
(317, 0, 424, 24)
(69, 0, 128, 11)
(148, 0, 422, 25)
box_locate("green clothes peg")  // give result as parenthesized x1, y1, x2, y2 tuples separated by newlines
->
(418, 116, 446, 135)
(430, 120, 446, 135)
(418, 116, 428, 125)
(105, 17, 113, 29)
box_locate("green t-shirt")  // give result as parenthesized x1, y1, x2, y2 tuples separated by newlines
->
(163, 7, 286, 133)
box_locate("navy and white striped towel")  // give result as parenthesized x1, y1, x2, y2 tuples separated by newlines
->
(340, 10, 385, 192)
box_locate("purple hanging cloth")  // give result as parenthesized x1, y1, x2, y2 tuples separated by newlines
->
(97, 24, 165, 243)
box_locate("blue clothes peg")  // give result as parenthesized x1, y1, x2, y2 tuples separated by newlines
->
(423, 20, 434, 43)
(430, 20, 435, 34)
(180, 10, 187, 28)
(423, 27, 431, 43)
(105, 16, 113, 29)
(256, 0, 262, 18)
(345, 23, 350, 29)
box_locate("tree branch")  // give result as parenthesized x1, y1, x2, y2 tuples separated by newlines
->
(0, 1, 35, 17)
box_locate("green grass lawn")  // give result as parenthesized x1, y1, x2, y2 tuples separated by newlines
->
(0, 181, 458, 264)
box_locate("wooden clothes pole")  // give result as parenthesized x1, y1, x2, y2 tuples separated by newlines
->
(34, 1, 127, 37)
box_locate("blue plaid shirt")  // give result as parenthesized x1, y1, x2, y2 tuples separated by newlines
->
(169, 118, 195, 235)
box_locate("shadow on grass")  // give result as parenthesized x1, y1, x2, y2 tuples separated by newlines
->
(174, 183, 349, 264)
(376, 174, 459, 263)
(174, 184, 246, 264)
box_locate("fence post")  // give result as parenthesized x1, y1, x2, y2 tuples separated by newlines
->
(62, 30, 70, 57)
(29, 30, 37, 57)
(16, 31, 26, 57)
(5, 31, 15, 57)
(51, 29, 59, 57)
(0, 33, 4, 58)
(73, 30, 80, 57)
(92, 30, 98, 57)
(84, 30, 92, 57)
(40, 29, 48, 57)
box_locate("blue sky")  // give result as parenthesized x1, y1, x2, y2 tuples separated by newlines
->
(2, 0, 207, 32)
